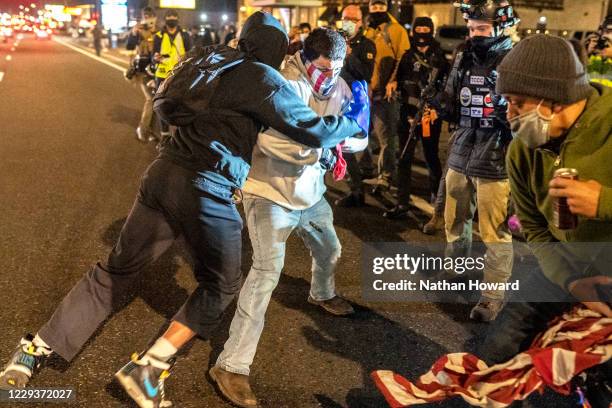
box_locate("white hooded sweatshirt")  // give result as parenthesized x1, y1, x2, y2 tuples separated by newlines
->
(242, 52, 368, 210)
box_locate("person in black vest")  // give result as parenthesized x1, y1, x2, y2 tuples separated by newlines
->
(336, 4, 377, 207)
(428, 0, 519, 322)
(384, 17, 449, 219)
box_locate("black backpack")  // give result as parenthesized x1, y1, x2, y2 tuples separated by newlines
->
(153, 45, 245, 126)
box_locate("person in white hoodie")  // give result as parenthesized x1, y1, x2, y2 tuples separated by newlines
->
(209, 28, 369, 407)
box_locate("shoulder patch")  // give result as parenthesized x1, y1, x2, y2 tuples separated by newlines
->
(367, 52, 374, 59)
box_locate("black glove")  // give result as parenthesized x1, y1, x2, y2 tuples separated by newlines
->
(319, 148, 337, 171)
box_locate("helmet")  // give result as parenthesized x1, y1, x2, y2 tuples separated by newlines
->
(453, 0, 519, 29)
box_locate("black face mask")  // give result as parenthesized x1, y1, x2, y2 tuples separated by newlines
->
(413, 32, 433, 47)
(368, 12, 390, 29)
(165, 19, 178, 28)
(470, 36, 497, 59)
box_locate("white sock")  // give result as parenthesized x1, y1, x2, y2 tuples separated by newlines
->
(31, 334, 53, 355)
(145, 338, 177, 362)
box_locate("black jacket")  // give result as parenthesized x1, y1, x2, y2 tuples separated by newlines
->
(433, 36, 513, 180)
(340, 30, 376, 86)
(157, 12, 362, 189)
(396, 40, 449, 116)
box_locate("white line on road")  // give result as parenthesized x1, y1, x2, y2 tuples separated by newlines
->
(409, 194, 433, 216)
(100, 52, 130, 65)
(53, 37, 126, 74)
(0, 72, 4, 82)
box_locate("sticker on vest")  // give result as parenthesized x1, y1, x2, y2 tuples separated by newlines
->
(480, 118, 494, 128)
(460, 116, 472, 128)
(477, 87, 490, 93)
(470, 76, 485, 85)
(413, 61, 421, 72)
(483, 107, 495, 117)
(461, 107, 471, 116)
(460, 87, 472, 107)
(484, 94, 494, 107)
(471, 107, 483, 118)
(471, 95, 484, 106)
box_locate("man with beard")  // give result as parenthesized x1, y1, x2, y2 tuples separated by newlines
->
(428, 0, 519, 321)
(0, 12, 368, 408)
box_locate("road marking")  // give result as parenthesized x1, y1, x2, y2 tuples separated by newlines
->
(412, 164, 429, 177)
(0, 72, 4, 82)
(100, 52, 130, 65)
(410, 194, 433, 215)
(53, 37, 126, 73)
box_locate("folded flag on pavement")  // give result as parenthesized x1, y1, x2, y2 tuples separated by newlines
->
(371, 307, 611, 408)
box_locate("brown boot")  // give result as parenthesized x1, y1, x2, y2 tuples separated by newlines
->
(209, 366, 258, 408)
(423, 212, 444, 235)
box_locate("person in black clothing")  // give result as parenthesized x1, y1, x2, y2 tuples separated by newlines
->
(0, 12, 368, 408)
(428, 0, 518, 322)
(336, 4, 377, 207)
(152, 10, 191, 142)
(384, 17, 449, 219)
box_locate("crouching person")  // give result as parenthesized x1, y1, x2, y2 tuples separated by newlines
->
(209, 28, 368, 407)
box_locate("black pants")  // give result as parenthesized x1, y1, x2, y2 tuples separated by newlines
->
(397, 104, 442, 206)
(39, 158, 243, 361)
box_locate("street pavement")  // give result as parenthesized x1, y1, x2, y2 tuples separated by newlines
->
(0, 34, 568, 408)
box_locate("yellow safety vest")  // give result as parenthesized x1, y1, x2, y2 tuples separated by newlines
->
(155, 30, 185, 79)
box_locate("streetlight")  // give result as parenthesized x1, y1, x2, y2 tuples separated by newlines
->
(200, 13, 207, 21)
(221, 14, 228, 22)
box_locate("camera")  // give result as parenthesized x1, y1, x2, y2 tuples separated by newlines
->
(125, 54, 151, 80)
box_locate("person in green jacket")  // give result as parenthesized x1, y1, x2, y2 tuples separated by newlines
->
(476, 34, 611, 405)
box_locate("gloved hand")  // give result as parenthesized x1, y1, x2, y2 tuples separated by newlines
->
(344, 80, 370, 136)
(319, 148, 337, 171)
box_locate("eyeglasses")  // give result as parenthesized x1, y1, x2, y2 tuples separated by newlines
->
(342, 17, 361, 23)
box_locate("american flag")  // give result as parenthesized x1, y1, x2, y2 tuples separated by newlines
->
(372, 307, 611, 407)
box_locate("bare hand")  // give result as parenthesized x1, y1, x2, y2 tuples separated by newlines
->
(568, 276, 612, 317)
(548, 179, 602, 219)
(385, 81, 397, 102)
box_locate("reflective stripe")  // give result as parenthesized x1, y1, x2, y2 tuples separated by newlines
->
(156, 31, 185, 79)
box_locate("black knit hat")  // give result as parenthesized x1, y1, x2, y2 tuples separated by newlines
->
(413, 17, 434, 32)
(369, 0, 387, 6)
(496, 34, 592, 105)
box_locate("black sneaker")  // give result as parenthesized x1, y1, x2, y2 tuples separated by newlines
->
(383, 205, 411, 219)
(0, 334, 51, 389)
(335, 192, 365, 207)
(115, 353, 174, 408)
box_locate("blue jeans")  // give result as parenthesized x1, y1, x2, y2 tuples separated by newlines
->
(215, 196, 341, 375)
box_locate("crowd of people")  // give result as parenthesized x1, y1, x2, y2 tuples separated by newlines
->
(0, 0, 610, 407)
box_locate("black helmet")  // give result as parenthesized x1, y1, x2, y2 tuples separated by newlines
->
(453, 0, 519, 29)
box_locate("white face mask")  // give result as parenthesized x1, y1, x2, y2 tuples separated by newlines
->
(342, 20, 357, 37)
(509, 100, 555, 149)
(299, 33, 309, 43)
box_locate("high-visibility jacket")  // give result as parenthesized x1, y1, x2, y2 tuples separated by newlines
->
(155, 29, 186, 79)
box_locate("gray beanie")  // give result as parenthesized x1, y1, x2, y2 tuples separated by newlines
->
(496, 34, 592, 105)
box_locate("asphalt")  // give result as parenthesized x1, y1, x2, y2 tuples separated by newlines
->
(0, 34, 570, 408)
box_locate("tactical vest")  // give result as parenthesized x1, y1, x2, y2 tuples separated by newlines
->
(457, 64, 497, 129)
(156, 31, 185, 79)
